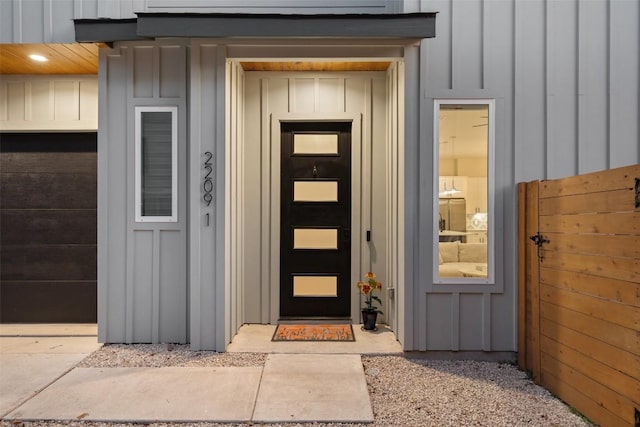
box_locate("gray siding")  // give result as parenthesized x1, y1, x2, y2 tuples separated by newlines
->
(98, 40, 188, 344)
(408, 0, 640, 351)
(188, 42, 227, 350)
(0, 0, 400, 43)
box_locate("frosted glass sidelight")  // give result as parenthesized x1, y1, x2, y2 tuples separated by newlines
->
(141, 111, 173, 217)
(293, 181, 338, 202)
(293, 228, 338, 249)
(293, 276, 338, 297)
(293, 134, 338, 154)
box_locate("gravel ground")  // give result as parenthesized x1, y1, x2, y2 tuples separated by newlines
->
(2, 344, 591, 427)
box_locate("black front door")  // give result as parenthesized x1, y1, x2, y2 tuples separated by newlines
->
(280, 122, 351, 318)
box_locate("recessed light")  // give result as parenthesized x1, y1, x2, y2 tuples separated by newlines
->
(29, 54, 48, 62)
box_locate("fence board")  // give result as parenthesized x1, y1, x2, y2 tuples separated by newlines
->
(526, 181, 541, 381)
(540, 283, 639, 331)
(541, 250, 639, 283)
(540, 316, 640, 380)
(520, 165, 640, 427)
(540, 301, 639, 356)
(539, 211, 639, 235)
(541, 351, 636, 425)
(540, 266, 640, 307)
(542, 232, 640, 259)
(540, 335, 640, 408)
(539, 164, 640, 197)
(539, 188, 636, 215)
(542, 369, 631, 427)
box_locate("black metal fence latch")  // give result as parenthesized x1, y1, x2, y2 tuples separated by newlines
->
(529, 232, 549, 247)
(529, 232, 550, 261)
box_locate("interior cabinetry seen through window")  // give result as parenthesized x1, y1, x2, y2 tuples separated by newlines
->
(434, 101, 494, 283)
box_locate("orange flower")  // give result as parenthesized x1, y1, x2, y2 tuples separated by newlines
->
(357, 281, 372, 295)
(357, 272, 383, 314)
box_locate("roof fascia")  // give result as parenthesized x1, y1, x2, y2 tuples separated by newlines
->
(74, 13, 436, 43)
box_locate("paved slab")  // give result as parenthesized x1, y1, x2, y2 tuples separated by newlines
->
(0, 327, 102, 418)
(253, 354, 374, 423)
(0, 336, 101, 354)
(5, 367, 263, 422)
(0, 324, 97, 337)
(0, 353, 90, 417)
(228, 324, 403, 354)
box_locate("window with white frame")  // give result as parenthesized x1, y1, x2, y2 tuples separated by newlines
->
(434, 100, 494, 283)
(135, 106, 178, 222)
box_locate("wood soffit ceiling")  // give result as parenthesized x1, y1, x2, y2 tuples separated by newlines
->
(0, 44, 390, 74)
(0, 44, 100, 74)
(241, 61, 391, 72)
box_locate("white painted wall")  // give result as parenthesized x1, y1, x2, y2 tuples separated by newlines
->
(0, 75, 97, 131)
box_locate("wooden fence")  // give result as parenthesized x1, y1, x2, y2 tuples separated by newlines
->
(518, 164, 640, 427)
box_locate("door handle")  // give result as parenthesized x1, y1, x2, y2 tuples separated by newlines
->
(342, 228, 351, 242)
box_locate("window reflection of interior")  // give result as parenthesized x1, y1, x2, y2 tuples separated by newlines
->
(437, 104, 489, 279)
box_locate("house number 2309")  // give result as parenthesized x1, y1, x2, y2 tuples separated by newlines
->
(203, 151, 213, 226)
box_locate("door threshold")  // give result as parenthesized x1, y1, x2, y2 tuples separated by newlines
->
(277, 317, 352, 324)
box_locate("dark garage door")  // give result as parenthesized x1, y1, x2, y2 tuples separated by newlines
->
(1, 133, 97, 323)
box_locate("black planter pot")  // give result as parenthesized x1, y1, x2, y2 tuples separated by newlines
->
(361, 310, 378, 331)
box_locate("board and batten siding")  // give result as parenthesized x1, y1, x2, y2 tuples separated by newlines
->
(404, 0, 640, 352)
(98, 40, 188, 344)
(0, 75, 97, 131)
(188, 41, 227, 350)
(0, 0, 400, 43)
(242, 71, 391, 327)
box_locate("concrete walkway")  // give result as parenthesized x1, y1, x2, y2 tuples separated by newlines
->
(1, 325, 375, 423)
(0, 324, 102, 418)
(228, 323, 403, 354)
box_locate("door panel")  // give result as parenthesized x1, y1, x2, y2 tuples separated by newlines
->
(280, 122, 351, 318)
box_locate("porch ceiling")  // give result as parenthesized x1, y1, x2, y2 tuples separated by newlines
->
(0, 44, 99, 75)
(241, 61, 391, 72)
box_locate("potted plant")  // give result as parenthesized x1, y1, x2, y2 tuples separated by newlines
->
(357, 272, 383, 330)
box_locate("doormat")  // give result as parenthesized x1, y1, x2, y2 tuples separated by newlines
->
(272, 324, 355, 342)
